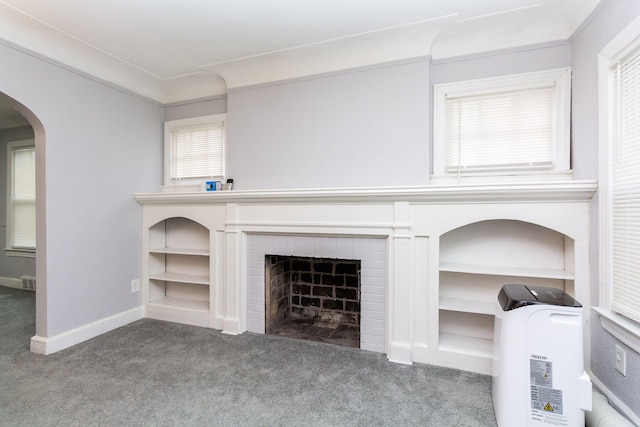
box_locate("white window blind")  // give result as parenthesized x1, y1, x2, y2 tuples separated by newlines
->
(610, 45, 640, 323)
(445, 87, 554, 174)
(10, 146, 36, 249)
(170, 122, 224, 180)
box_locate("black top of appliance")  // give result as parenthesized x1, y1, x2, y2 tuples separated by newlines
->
(498, 284, 582, 311)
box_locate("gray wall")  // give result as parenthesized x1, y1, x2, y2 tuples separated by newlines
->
(166, 44, 573, 191)
(0, 125, 36, 280)
(571, 0, 640, 416)
(430, 41, 571, 85)
(226, 59, 430, 189)
(0, 41, 163, 337)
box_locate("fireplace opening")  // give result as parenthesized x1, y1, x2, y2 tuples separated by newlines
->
(265, 255, 361, 348)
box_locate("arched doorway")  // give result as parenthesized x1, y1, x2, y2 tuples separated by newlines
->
(0, 92, 46, 347)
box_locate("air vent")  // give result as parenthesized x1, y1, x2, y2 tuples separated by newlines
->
(21, 276, 36, 290)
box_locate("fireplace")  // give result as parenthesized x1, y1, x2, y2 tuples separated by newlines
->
(265, 255, 361, 348)
(246, 234, 387, 354)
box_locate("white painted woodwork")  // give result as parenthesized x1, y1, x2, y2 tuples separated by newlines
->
(135, 181, 595, 374)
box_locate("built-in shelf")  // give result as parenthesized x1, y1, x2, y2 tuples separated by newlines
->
(149, 247, 210, 256)
(439, 297, 495, 315)
(148, 296, 209, 312)
(437, 219, 576, 374)
(144, 217, 212, 327)
(149, 271, 209, 286)
(438, 332, 493, 358)
(439, 262, 574, 280)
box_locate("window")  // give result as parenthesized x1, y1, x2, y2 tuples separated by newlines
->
(598, 14, 640, 348)
(164, 114, 226, 190)
(609, 45, 640, 324)
(433, 68, 571, 182)
(6, 140, 35, 257)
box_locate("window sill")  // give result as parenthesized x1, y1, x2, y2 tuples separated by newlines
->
(592, 306, 640, 353)
(430, 170, 573, 185)
(161, 183, 203, 193)
(5, 248, 36, 258)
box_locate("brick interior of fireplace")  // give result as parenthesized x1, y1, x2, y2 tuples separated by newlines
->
(265, 255, 361, 348)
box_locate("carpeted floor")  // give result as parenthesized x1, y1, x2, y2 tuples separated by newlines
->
(0, 286, 498, 426)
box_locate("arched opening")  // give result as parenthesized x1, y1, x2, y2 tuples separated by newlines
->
(0, 92, 46, 348)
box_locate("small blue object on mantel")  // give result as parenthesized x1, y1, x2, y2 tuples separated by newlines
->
(205, 180, 217, 191)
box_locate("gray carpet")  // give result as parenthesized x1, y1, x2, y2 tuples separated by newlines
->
(0, 286, 497, 426)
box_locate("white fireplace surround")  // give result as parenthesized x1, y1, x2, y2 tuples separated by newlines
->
(246, 234, 387, 353)
(135, 182, 596, 373)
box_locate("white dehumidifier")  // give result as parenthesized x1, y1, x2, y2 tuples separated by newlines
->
(492, 285, 592, 427)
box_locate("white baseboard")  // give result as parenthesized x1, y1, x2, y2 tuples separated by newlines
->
(222, 317, 241, 335)
(589, 373, 640, 426)
(0, 276, 23, 289)
(387, 341, 413, 365)
(412, 343, 430, 365)
(30, 306, 144, 355)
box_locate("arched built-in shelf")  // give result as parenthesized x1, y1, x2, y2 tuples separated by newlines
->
(437, 219, 574, 373)
(147, 217, 211, 326)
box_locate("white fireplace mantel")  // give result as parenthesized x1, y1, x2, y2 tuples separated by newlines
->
(135, 180, 596, 374)
(135, 181, 597, 205)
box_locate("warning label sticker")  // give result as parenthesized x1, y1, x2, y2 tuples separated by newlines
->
(530, 358, 553, 388)
(531, 385, 563, 415)
(530, 358, 567, 426)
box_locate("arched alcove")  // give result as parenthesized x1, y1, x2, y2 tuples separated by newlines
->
(440, 219, 572, 277)
(437, 219, 575, 374)
(146, 216, 212, 327)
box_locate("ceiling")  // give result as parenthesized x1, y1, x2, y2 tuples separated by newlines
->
(0, 0, 601, 106)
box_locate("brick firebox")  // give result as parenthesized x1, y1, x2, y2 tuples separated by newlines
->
(265, 255, 361, 347)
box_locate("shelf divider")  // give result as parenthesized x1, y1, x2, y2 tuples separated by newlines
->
(439, 332, 493, 358)
(149, 271, 210, 285)
(149, 247, 210, 256)
(439, 297, 496, 315)
(439, 262, 574, 280)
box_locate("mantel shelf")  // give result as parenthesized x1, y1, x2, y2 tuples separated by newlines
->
(439, 262, 574, 280)
(135, 181, 597, 206)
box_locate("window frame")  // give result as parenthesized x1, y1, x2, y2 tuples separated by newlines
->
(5, 139, 36, 258)
(596, 14, 640, 352)
(163, 114, 226, 191)
(432, 68, 572, 183)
